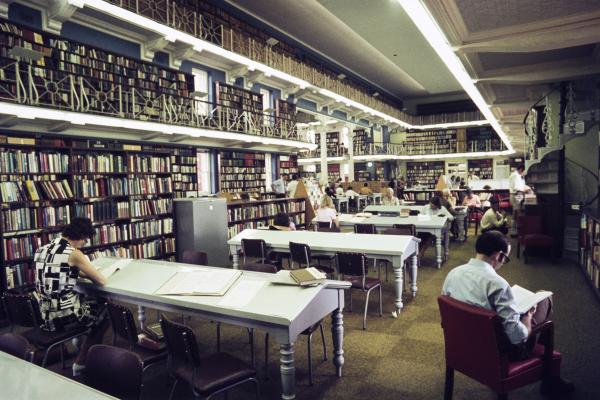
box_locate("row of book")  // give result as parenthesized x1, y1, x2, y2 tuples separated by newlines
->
(126, 155, 171, 173)
(171, 155, 196, 165)
(228, 201, 305, 222)
(220, 174, 266, 181)
(0, 151, 70, 174)
(5, 263, 34, 289)
(0, 180, 73, 202)
(174, 182, 196, 191)
(3, 231, 60, 261)
(131, 218, 173, 238)
(130, 199, 172, 217)
(172, 165, 196, 174)
(221, 151, 265, 160)
(172, 174, 197, 183)
(220, 181, 266, 190)
(72, 154, 127, 173)
(2, 205, 71, 233)
(88, 223, 131, 247)
(75, 201, 130, 222)
(72, 177, 173, 198)
(221, 166, 265, 174)
(220, 160, 265, 168)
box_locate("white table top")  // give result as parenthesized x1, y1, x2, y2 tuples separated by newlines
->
(322, 213, 448, 229)
(0, 351, 117, 400)
(364, 205, 467, 215)
(228, 229, 418, 257)
(84, 257, 348, 327)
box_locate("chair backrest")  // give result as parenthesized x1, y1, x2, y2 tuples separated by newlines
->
(0, 333, 31, 360)
(517, 215, 544, 237)
(336, 252, 368, 280)
(181, 250, 208, 266)
(317, 226, 340, 233)
(354, 223, 376, 234)
(289, 241, 311, 268)
(85, 344, 143, 400)
(391, 224, 416, 236)
(160, 316, 201, 368)
(2, 293, 42, 329)
(437, 296, 509, 387)
(106, 302, 139, 347)
(241, 262, 278, 274)
(467, 207, 484, 222)
(317, 221, 332, 228)
(241, 239, 267, 262)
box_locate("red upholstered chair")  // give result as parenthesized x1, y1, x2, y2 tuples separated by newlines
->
(495, 193, 512, 212)
(438, 295, 561, 400)
(517, 216, 555, 263)
(467, 207, 484, 235)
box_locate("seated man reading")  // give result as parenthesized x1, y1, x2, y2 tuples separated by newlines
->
(441, 231, 574, 396)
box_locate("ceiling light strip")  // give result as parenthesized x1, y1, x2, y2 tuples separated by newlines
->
(0, 103, 317, 150)
(71, 0, 490, 132)
(396, 0, 514, 153)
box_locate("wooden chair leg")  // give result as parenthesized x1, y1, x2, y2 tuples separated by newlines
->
(319, 324, 327, 361)
(516, 242, 520, 259)
(307, 332, 313, 386)
(444, 367, 454, 400)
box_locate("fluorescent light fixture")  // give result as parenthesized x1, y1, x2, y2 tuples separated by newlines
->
(0, 103, 316, 150)
(326, 120, 338, 125)
(337, 73, 346, 80)
(396, 0, 514, 153)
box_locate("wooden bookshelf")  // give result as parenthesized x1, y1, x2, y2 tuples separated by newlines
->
(275, 99, 296, 121)
(404, 129, 457, 155)
(226, 197, 306, 238)
(0, 133, 199, 293)
(468, 158, 493, 180)
(279, 154, 298, 180)
(353, 129, 368, 153)
(406, 161, 445, 189)
(579, 210, 600, 303)
(171, 147, 198, 198)
(219, 150, 266, 194)
(467, 126, 507, 152)
(328, 163, 340, 182)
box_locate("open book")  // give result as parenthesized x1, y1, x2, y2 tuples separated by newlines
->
(95, 259, 132, 279)
(154, 268, 242, 296)
(511, 284, 553, 314)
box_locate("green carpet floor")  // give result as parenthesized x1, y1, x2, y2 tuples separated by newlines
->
(35, 230, 600, 399)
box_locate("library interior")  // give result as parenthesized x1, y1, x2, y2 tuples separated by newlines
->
(0, 1, 599, 399)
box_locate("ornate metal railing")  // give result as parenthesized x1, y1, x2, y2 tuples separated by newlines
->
(0, 59, 305, 142)
(104, 0, 485, 126)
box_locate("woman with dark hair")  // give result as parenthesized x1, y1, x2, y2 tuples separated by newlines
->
(34, 217, 108, 376)
(270, 212, 296, 231)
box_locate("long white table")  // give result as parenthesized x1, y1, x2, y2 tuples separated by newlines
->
(79, 257, 350, 400)
(364, 204, 469, 242)
(228, 229, 420, 314)
(333, 213, 449, 269)
(0, 351, 117, 400)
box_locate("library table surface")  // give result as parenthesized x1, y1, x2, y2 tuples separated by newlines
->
(364, 204, 469, 242)
(228, 229, 420, 312)
(0, 351, 117, 400)
(78, 257, 350, 400)
(332, 213, 450, 269)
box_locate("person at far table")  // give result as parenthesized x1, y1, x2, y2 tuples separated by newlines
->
(316, 195, 339, 228)
(422, 195, 454, 221)
(270, 212, 296, 231)
(462, 188, 482, 208)
(335, 184, 344, 197)
(479, 184, 493, 209)
(345, 186, 359, 209)
(33, 217, 109, 377)
(325, 184, 337, 199)
(382, 187, 400, 206)
(442, 231, 574, 396)
(240, 192, 257, 201)
(271, 175, 287, 198)
(480, 197, 509, 234)
(359, 182, 373, 195)
(286, 174, 300, 198)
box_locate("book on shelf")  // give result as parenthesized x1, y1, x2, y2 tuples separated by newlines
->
(154, 268, 242, 296)
(511, 284, 553, 314)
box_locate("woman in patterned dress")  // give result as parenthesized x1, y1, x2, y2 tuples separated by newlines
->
(34, 217, 108, 376)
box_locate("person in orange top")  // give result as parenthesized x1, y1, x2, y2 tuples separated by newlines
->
(359, 182, 373, 195)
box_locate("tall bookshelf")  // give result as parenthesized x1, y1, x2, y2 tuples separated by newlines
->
(214, 81, 263, 129)
(328, 164, 340, 182)
(279, 154, 298, 180)
(315, 132, 344, 157)
(467, 126, 507, 152)
(0, 21, 193, 113)
(404, 129, 457, 155)
(219, 151, 266, 194)
(406, 161, 445, 189)
(467, 159, 493, 180)
(275, 99, 296, 121)
(353, 129, 368, 153)
(0, 133, 193, 293)
(171, 147, 198, 198)
(579, 210, 600, 302)
(227, 197, 306, 238)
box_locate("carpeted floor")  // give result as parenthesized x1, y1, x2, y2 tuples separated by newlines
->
(25, 230, 600, 399)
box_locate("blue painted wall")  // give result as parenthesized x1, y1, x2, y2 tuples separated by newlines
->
(179, 60, 226, 103)
(8, 3, 42, 29)
(61, 22, 140, 58)
(152, 51, 170, 68)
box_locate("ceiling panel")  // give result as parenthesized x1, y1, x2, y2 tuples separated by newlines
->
(479, 44, 596, 70)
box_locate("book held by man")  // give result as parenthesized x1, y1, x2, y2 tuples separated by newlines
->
(511, 284, 553, 314)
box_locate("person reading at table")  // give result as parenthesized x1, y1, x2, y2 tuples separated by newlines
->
(422, 196, 454, 221)
(359, 182, 373, 195)
(462, 188, 481, 208)
(382, 187, 400, 206)
(316, 195, 339, 228)
(442, 231, 574, 396)
(480, 197, 509, 234)
(33, 217, 109, 377)
(270, 212, 296, 231)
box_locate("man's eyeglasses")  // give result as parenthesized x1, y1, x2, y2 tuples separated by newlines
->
(499, 251, 510, 264)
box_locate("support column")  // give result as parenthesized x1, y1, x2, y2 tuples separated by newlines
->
(319, 126, 328, 186)
(347, 125, 355, 182)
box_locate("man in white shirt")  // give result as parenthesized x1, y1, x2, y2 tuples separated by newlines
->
(421, 196, 454, 221)
(286, 174, 299, 198)
(508, 164, 532, 235)
(271, 175, 286, 198)
(442, 231, 573, 395)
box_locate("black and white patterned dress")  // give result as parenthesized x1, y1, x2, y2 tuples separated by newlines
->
(34, 237, 102, 331)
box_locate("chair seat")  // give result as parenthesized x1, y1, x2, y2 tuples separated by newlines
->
(522, 234, 554, 247)
(506, 354, 543, 377)
(317, 265, 335, 274)
(23, 325, 88, 347)
(130, 344, 168, 366)
(348, 276, 381, 290)
(175, 352, 255, 395)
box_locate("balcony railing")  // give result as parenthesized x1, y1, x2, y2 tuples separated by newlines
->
(0, 59, 307, 142)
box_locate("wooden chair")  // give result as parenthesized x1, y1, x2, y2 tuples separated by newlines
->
(181, 250, 208, 266)
(289, 241, 335, 275)
(336, 252, 382, 330)
(241, 238, 280, 268)
(85, 344, 143, 400)
(466, 207, 484, 236)
(354, 223, 388, 280)
(160, 316, 260, 400)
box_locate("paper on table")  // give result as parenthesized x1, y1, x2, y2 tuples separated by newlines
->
(417, 214, 431, 221)
(218, 280, 265, 308)
(154, 269, 242, 296)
